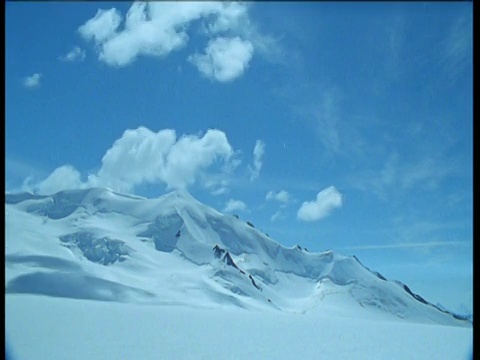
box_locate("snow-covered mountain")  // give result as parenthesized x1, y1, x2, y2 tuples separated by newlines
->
(5, 187, 471, 327)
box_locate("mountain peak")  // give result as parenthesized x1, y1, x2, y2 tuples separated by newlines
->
(5, 186, 472, 327)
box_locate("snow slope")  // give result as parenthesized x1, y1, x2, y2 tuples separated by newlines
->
(5, 187, 472, 327)
(6, 294, 473, 360)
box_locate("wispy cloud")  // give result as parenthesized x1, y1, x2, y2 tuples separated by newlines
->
(278, 83, 381, 163)
(300, 87, 341, 156)
(6, 157, 50, 194)
(223, 198, 247, 213)
(59, 46, 86, 62)
(23, 73, 42, 89)
(297, 186, 343, 222)
(270, 210, 282, 222)
(350, 152, 461, 201)
(338, 240, 471, 251)
(6, 157, 49, 183)
(438, 15, 472, 85)
(211, 187, 228, 196)
(384, 16, 404, 82)
(266, 189, 290, 203)
(249, 140, 265, 181)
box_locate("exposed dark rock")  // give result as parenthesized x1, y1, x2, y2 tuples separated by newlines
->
(213, 244, 226, 259)
(373, 271, 387, 281)
(353, 255, 387, 281)
(213, 245, 246, 275)
(249, 274, 261, 290)
(223, 252, 240, 271)
(246, 221, 255, 228)
(60, 232, 130, 265)
(403, 284, 428, 305)
(453, 313, 472, 321)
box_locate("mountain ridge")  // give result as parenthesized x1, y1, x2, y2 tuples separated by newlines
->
(5, 187, 472, 327)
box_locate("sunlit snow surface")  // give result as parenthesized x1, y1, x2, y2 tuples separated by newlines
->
(6, 295, 473, 360)
(5, 188, 473, 359)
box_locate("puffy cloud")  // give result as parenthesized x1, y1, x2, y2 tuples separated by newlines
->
(37, 165, 84, 195)
(78, 2, 245, 68)
(266, 189, 290, 203)
(34, 127, 240, 195)
(223, 199, 247, 213)
(297, 186, 343, 222)
(91, 127, 176, 191)
(78, 3, 209, 66)
(59, 46, 86, 62)
(77, 2, 272, 81)
(94, 127, 236, 191)
(23, 73, 42, 89)
(78, 8, 122, 44)
(204, 2, 249, 34)
(249, 140, 265, 181)
(188, 37, 254, 82)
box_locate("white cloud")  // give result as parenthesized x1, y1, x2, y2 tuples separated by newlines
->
(78, 8, 122, 44)
(77, 2, 273, 80)
(93, 127, 236, 191)
(23, 73, 42, 89)
(266, 189, 290, 203)
(188, 37, 254, 82)
(211, 187, 228, 196)
(59, 46, 86, 62)
(34, 127, 239, 195)
(223, 199, 247, 213)
(204, 2, 248, 34)
(78, 3, 245, 68)
(78, 3, 202, 66)
(270, 210, 282, 222)
(297, 186, 343, 222)
(37, 165, 84, 195)
(249, 140, 265, 181)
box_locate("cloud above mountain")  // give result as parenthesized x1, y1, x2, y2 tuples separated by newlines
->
(266, 190, 290, 203)
(37, 165, 84, 195)
(32, 127, 241, 195)
(223, 198, 247, 213)
(297, 186, 343, 222)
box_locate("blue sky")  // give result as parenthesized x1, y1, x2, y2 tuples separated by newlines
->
(5, 2, 473, 313)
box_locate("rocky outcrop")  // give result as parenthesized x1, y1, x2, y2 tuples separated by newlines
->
(60, 232, 130, 265)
